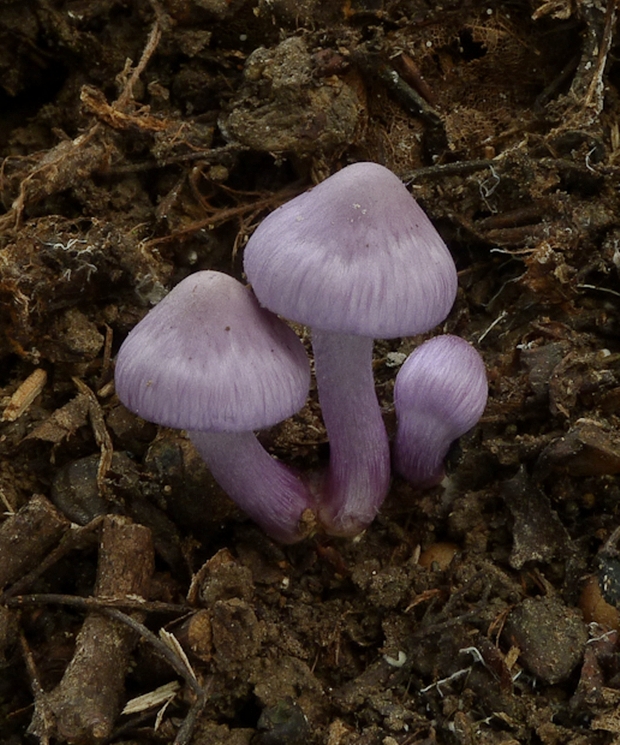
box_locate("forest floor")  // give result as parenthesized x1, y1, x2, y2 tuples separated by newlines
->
(1, 0, 620, 743)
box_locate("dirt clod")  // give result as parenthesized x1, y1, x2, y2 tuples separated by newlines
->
(505, 595, 588, 685)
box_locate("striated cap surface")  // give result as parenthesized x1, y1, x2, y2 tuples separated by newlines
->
(244, 162, 458, 337)
(393, 334, 488, 486)
(115, 271, 310, 432)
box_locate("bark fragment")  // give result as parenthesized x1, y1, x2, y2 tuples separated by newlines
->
(0, 494, 69, 592)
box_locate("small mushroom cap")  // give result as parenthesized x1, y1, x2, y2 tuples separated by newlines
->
(395, 335, 487, 435)
(115, 271, 310, 432)
(393, 335, 488, 485)
(244, 162, 458, 337)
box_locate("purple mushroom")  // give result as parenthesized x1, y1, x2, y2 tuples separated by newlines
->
(114, 270, 314, 543)
(244, 162, 458, 537)
(393, 335, 488, 487)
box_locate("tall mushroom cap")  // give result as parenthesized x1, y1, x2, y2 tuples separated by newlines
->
(115, 270, 310, 432)
(244, 162, 458, 337)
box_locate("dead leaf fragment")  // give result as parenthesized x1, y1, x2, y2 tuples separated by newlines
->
(502, 467, 570, 569)
(536, 419, 620, 478)
(25, 394, 90, 444)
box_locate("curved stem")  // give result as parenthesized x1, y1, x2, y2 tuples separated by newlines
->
(311, 330, 391, 536)
(189, 430, 314, 544)
(393, 420, 447, 487)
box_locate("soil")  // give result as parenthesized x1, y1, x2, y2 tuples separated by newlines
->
(1, 0, 620, 743)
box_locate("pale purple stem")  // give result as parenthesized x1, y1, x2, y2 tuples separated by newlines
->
(311, 329, 391, 536)
(393, 422, 448, 488)
(189, 430, 314, 544)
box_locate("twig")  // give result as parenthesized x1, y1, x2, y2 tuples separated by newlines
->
(2, 516, 103, 601)
(579, 0, 616, 120)
(401, 159, 495, 183)
(102, 608, 208, 745)
(103, 608, 203, 697)
(72, 377, 113, 496)
(9, 592, 204, 745)
(144, 184, 302, 248)
(115, 14, 163, 109)
(0, 495, 70, 593)
(577, 283, 620, 299)
(101, 143, 248, 174)
(6, 592, 191, 616)
(0, 3, 164, 227)
(27, 517, 154, 743)
(18, 632, 52, 745)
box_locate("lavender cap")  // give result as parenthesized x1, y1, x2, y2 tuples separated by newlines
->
(115, 271, 310, 432)
(393, 335, 488, 486)
(244, 162, 458, 337)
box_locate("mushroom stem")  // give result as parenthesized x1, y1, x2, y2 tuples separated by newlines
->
(188, 430, 314, 544)
(311, 329, 391, 536)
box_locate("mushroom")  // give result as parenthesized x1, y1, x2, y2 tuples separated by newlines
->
(115, 270, 313, 543)
(244, 162, 458, 536)
(393, 335, 487, 487)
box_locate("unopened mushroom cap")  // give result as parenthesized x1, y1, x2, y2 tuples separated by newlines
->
(115, 271, 310, 432)
(244, 162, 458, 337)
(393, 334, 488, 486)
(395, 335, 488, 437)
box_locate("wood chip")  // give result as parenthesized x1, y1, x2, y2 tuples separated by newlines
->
(122, 680, 181, 715)
(2, 369, 47, 422)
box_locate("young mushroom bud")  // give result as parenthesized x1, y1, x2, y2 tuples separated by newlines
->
(244, 162, 458, 536)
(115, 270, 314, 543)
(393, 335, 488, 487)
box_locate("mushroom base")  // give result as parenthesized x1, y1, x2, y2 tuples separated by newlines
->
(189, 430, 315, 544)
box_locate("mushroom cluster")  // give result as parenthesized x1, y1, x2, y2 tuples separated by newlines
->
(115, 163, 487, 543)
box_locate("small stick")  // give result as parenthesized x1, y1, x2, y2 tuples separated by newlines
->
(18, 632, 53, 745)
(13, 593, 207, 745)
(1, 368, 47, 422)
(6, 592, 191, 616)
(2, 516, 104, 601)
(28, 516, 154, 743)
(73, 377, 113, 496)
(0, 494, 69, 593)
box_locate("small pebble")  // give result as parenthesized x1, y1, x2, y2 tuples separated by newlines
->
(504, 596, 587, 684)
